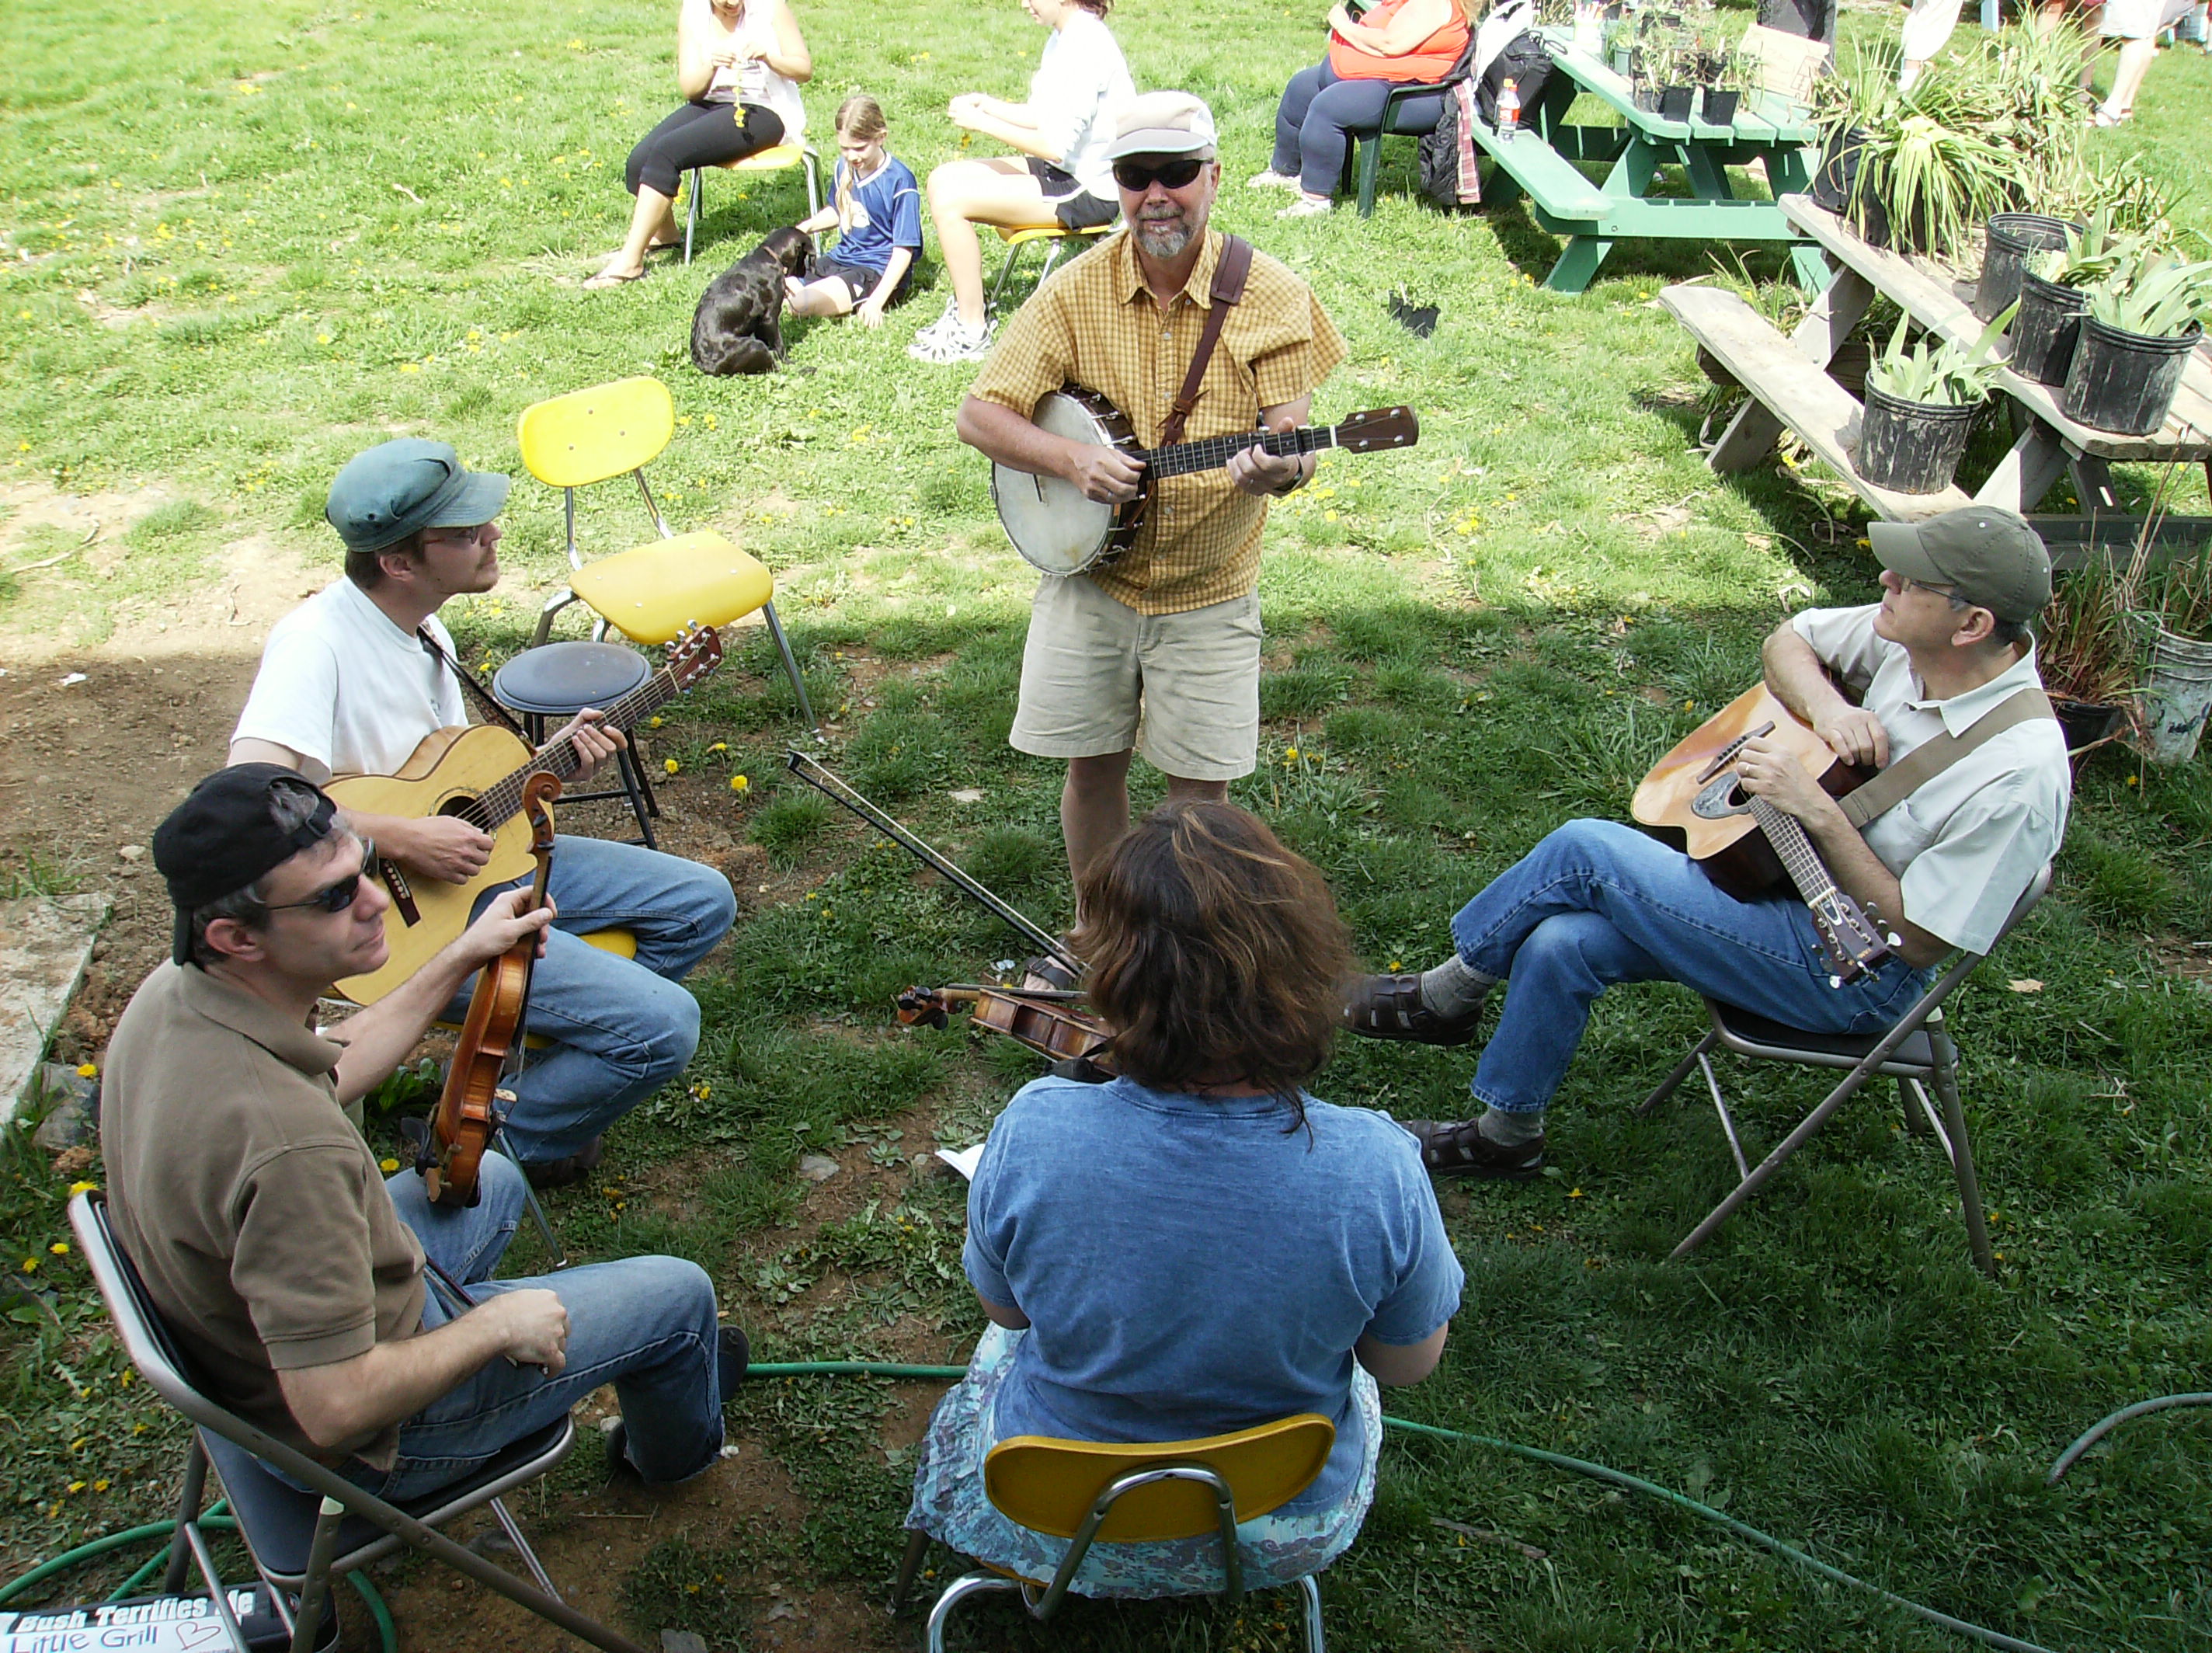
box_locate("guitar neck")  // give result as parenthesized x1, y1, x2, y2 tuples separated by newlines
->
(458, 669, 684, 830)
(1139, 423, 1341, 479)
(1745, 798, 1839, 909)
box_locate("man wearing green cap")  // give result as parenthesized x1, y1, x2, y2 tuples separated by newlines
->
(1344, 508, 2071, 1179)
(228, 439, 736, 1185)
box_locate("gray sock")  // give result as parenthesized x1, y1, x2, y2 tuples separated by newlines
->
(1418, 953, 1497, 1017)
(1477, 1107, 1545, 1147)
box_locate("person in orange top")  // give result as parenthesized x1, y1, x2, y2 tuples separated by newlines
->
(1251, 0, 1471, 218)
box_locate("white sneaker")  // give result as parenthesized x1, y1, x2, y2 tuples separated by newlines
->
(910, 301, 960, 346)
(1278, 194, 1334, 218)
(908, 318, 994, 364)
(1247, 169, 1301, 192)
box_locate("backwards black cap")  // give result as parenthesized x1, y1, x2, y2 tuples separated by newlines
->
(152, 764, 340, 966)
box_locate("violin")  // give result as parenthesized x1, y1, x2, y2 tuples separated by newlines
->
(896, 984, 1118, 1079)
(422, 771, 560, 1207)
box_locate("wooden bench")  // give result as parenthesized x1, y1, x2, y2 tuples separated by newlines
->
(1659, 283, 1971, 520)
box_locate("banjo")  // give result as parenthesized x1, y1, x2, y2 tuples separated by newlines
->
(992, 388, 1420, 576)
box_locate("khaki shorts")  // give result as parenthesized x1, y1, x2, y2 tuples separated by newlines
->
(1009, 576, 1263, 781)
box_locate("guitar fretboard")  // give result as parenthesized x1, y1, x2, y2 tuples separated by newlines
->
(1138, 424, 1343, 479)
(1746, 797, 1840, 909)
(455, 667, 687, 831)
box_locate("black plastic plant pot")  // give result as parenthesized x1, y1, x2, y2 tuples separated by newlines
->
(1657, 85, 1696, 120)
(1975, 214, 2078, 323)
(2011, 270, 2089, 385)
(1858, 385, 1977, 495)
(1810, 126, 1865, 212)
(2052, 697, 2123, 757)
(1702, 89, 1741, 124)
(2061, 317, 2203, 435)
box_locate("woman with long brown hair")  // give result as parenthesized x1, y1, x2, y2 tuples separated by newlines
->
(904, 800, 1462, 1595)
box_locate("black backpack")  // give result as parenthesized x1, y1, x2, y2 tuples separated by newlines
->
(1476, 30, 1553, 125)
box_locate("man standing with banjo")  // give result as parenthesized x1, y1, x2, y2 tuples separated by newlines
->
(956, 91, 1349, 918)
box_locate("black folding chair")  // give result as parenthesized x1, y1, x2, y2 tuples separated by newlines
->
(69, 1192, 649, 1653)
(1637, 865, 2052, 1277)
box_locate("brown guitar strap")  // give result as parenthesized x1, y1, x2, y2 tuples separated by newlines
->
(1838, 687, 2056, 830)
(1157, 235, 1254, 447)
(418, 626, 531, 740)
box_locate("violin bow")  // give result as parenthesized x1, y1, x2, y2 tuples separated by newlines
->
(784, 750, 1083, 981)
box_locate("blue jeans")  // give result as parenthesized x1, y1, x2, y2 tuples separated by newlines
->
(343, 1154, 725, 1501)
(1271, 61, 1448, 197)
(457, 834, 736, 1162)
(1450, 820, 1932, 1115)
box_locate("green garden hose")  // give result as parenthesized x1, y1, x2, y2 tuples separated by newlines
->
(2047, 1390, 2212, 1483)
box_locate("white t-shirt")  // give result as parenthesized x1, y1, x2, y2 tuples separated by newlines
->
(1792, 604, 2071, 955)
(232, 579, 466, 782)
(701, 0, 807, 143)
(1029, 11, 1133, 200)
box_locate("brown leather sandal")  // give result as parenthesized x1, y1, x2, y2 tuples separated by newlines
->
(1343, 973, 1486, 1046)
(1404, 1119, 1546, 1180)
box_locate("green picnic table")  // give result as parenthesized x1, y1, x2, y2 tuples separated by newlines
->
(1472, 28, 1826, 294)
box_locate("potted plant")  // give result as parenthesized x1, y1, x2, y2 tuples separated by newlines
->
(2133, 532, 2212, 764)
(2036, 558, 2138, 757)
(1701, 46, 1753, 127)
(2063, 249, 2212, 435)
(1975, 211, 2080, 322)
(2015, 211, 2138, 385)
(1856, 304, 2014, 494)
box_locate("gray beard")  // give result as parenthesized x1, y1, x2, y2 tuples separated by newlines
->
(1135, 218, 1194, 259)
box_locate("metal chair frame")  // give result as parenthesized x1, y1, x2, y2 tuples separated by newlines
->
(501, 692, 663, 851)
(69, 1192, 646, 1653)
(892, 1458, 1327, 1653)
(682, 144, 822, 265)
(1638, 864, 2052, 1277)
(988, 222, 1115, 312)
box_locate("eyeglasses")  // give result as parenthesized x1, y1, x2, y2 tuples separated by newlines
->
(1897, 574, 1960, 598)
(1112, 157, 1205, 193)
(264, 840, 378, 916)
(425, 523, 493, 550)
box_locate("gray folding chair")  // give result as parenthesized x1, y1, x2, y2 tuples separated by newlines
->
(1637, 865, 2053, 1277)
(69, 1192, 649, 1653)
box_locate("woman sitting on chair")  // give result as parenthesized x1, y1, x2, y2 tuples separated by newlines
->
(905, 800, 1462, 1595)
(1252, 0, 1472, 218)
(907, 0, 1132, 364)
(590, 0, 812, 288)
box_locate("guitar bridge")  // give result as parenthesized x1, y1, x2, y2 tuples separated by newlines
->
(380, 860, 420, 926)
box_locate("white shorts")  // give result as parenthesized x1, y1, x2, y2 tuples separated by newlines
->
(1009, 576, 1263, 781)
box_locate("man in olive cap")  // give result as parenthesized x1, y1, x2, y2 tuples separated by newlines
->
(229, 439, 736, 1185)
(1346, 507, 2071, 1178)
(100, 765, 748, 1498)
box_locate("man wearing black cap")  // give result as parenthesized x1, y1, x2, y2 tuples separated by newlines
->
(99, 765, 747, 1498)
(1345, 508, 2072, 1178)
(228, 438, 737, 1186)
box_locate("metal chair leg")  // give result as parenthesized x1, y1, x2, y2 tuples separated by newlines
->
(165, 1436, 212, 1595)
(1931, 1056, 1997, 1277)
(491, 1496, 562, 1599)
(1296, 1571, 1327, 1653)
(495, 1128, 567, 1268)
(891, 1526, 932, 1613)
(1637, 1027, 1719, 1115)
(683, 168, 702, 265)
(760, 600, 820, 736)
(925, 1574, 1023, 1653)
(287, 1498, 346, 1653)
(533, 587, 579, 649)
(990, 242, 1028, 311)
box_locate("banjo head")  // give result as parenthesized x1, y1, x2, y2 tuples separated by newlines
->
(993, 387, 1148, 577)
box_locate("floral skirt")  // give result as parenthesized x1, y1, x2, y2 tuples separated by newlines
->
(904, 1324, 1382, 1599)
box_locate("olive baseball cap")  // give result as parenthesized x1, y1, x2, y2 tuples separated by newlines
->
(325, 438, 511, 555)
(154, 764, 340, 965)
(1867, 508, 2053, 624)
(1107, 92, 1218, 161)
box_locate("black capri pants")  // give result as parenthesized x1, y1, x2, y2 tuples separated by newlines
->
(624, 102, 786, 199)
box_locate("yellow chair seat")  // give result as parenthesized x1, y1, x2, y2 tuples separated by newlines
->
(995, 222, 1116, 248)
(718, 143, 807, 174)
(984, 1414, 1335, 1543)
(567, 531, 774, 646)
(436, 928, 637, 1049)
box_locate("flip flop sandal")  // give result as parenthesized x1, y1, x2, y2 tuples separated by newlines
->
(582, 266, 650, 290)
(1342, 973, 1485, 1045)
(1404, 1119, 1546, 1180)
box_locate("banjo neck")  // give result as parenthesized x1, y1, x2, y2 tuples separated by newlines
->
(1138, 423, 1345, 479)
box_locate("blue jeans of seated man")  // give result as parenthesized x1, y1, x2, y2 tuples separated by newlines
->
(1271, 61, 1449, 198)
(336, 1154, 725, 1502)
(1451, 820, 1934, 1116)
(453, 833, 736, 1163)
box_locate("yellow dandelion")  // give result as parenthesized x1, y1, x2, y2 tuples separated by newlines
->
(398, 362, 421, 374)
(729, 774, 749, 792)
(68, 1180, 96, 1196)
(21, 1258, 37, 1274)
(649, 715, 664, 728)
(663, 758, 680, 774)
(48, 1242, 68, 1256)
(379, 1157, 400, 1173)
(93, 1479, 109, 1492)
(708, 741, 727, 753)
(75, 1063, 96, 1079)
(68, 1481, 85, 1495)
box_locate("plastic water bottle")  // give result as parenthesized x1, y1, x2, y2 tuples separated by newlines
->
(1497, 78, 1521, 140)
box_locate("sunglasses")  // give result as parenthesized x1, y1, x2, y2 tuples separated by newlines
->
(1112, 157, 1205, 193)
(265, 840, 378, 916)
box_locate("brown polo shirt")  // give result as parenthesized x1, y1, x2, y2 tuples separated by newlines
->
(969, 228, 1348, 615)
(100, 962, 426, 1467)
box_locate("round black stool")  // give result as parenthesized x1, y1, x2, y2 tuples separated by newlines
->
(493, 642, 660, 847)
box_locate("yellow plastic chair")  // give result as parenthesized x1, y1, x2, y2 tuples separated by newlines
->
(988, 220, 1118, 310)
(893, 1413, 1337, 1652)
(516, 375, 817, 733)
(683, 141, 822, 265)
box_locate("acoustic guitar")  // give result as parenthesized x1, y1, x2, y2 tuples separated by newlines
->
(992, 390, 1419, 577)
(326, 625, 723, 1004)
(1630, 684, 1896, 986)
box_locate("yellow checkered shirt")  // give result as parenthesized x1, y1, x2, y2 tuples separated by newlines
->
(969, 228, 1348, 615)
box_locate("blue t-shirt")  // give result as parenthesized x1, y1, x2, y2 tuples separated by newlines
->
(964, 1076, 1463, 1512)
(830, 154, 923, 276)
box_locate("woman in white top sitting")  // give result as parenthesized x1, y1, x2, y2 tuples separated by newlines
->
(590, 0, 812, 289)
(907, 0, 1133, 364)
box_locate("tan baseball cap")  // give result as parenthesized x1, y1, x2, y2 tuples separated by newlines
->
(1867, 507, 2053, 624)
(1106, 92, 1218, 161)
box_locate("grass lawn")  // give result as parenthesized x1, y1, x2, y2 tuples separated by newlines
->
(5, 0, 2212, 1648)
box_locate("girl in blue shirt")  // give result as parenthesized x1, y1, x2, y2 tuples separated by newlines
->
(785, 94, 924, 328)
(904, 800, 1463, 1598)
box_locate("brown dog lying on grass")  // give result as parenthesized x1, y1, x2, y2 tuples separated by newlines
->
(690, 227, 813, 375)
